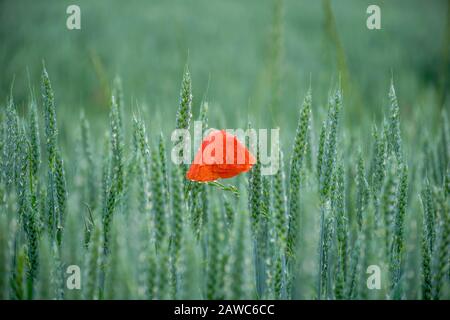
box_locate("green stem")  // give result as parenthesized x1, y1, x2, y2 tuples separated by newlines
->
(317, 204, 325, 299)
(206, 181, 240, 197)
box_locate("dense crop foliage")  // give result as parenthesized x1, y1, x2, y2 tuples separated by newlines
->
(0, 0, 448, 301)
(0, 65, 448, 300)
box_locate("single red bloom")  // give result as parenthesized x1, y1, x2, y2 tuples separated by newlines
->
(186, 129, 256, 182)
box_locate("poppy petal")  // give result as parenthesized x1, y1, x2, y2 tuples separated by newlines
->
(186, 129, 256, 182)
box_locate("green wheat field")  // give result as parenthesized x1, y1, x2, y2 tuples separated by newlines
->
(0, 0, 449, 300)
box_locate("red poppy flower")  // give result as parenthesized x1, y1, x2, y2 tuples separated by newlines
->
(186, 129, 256, 182)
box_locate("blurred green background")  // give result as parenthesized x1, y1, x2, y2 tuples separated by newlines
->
(0, 0, 448, 145)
